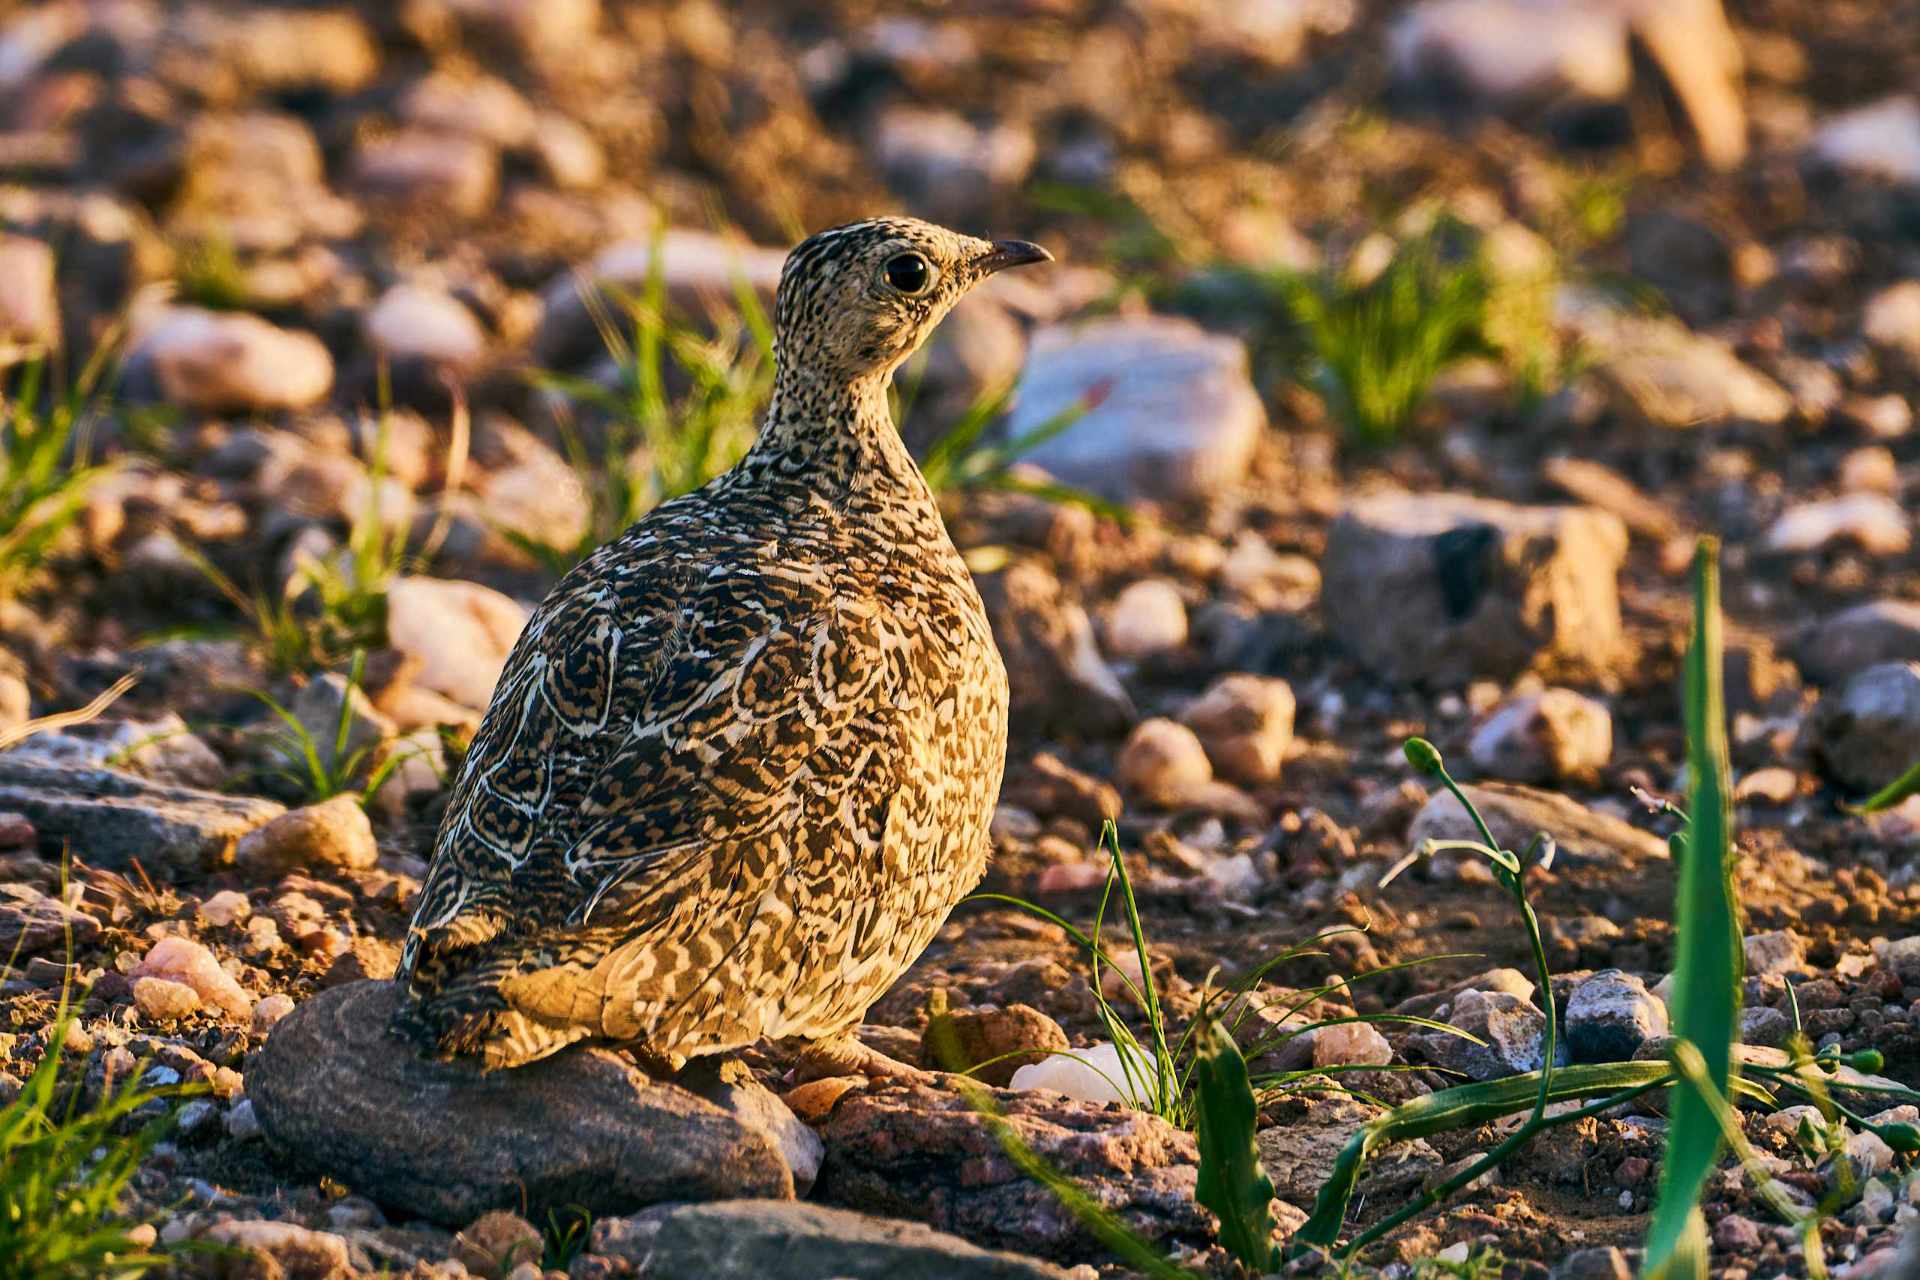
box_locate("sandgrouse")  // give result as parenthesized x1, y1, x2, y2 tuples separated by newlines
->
(393, 217, 1050, 1078)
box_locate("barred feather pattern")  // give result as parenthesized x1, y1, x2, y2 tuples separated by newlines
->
(394, 218, 1019, 1069)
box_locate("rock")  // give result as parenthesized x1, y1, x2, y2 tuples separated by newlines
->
(1312, 1022, 1393, 1068)
(199, 1219, 352, 1280)
(0, 759, 282, 877)
(132, 975, 200, 1023)
(197, 8, 381, 96)
(1883, 937, 1920, 987)
(818, 1083, 1211, 1264)
(1744, 929, 1808, 979)
(978, 562, 1134, 737)
(1101, 580, 1188, 661)
(869, 106, 1036, 220)
(0, 882, 98, 957)
(1626, 209, 1733, 325)
(1555, 1246, 1635, 1280)
(924, 1002, 1071, 1085)
(1007, 1042, 1136, 1106)
(1258, 1101, 1442, 1209)
(132, 936, 252, 1020)
(1409, 988, 1547, 1080)
(172, 113, 359, 253)
(1810, 97, 1920, 187)
(282, 673, 397, 776)
(532, 112, 605, 189)
(1467, 688, 1612, 783)
(351, 130, 499, 219)
(1409, 782, 1667, 868)
(642, 1201, 1073, 1280)
(1807, 662, 1920, 794)
(6, 711, 225, 790)
(432, 0, 602, 64)
(198, 889, 252, 929)
(1574, 310, 1792, 427)
(1843, 392, 1913, 440)
(1115, 719, 1212, 807)
(1324, 494, 1628, 685)
(253, 993, 296, 1034)
(1764, 494, 1911, 557)
(451, 1210, 541, 1277)
(1006, 315, 1265, 505)
(0, 233, 58, 354)
(1218, 533, 1321, 612)
(1740, 1005, 1793, 1048)
(384, 576, 529, 711)
(1794, 601, 1920, 687)
(400, 72, 536, 149)
(683, 1060, 824, 1199)
(236, 796, 380, 877)
(134, 307, 334, 414)
(1179, 674, 1296, 787)
(248, 981, 794, 1225)
(364, 284, 488, 376)
(1565, 970, 1669, 1062)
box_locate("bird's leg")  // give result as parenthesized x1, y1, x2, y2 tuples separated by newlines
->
(795, 1034, 935, 1085)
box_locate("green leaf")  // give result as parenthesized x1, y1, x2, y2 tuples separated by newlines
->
(1845, 757, 1920, 815)
(1192, 1018, 1279, 1272)
(1645, 538, 1743, 1280)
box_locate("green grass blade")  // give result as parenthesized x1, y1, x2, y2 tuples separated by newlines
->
(1644, 538, 1743, 1280)
(1192, 1017, 1280, 1272)
(1845, 757, 1920, 814)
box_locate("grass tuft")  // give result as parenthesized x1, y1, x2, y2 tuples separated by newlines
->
(0, 355, 117, 602)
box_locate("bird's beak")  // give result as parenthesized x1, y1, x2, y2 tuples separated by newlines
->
(974, 240, 1053, 275)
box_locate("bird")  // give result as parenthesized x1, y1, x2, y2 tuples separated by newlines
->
(392, 216, 1052, 1078)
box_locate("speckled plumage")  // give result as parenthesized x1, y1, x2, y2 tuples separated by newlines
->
(394, 218, 1049, 1070)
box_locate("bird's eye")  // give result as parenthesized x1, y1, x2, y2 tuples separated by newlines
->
(883, 253, 933, 295)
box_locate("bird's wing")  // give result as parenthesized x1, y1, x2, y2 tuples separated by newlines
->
(399, 541, 909, 984)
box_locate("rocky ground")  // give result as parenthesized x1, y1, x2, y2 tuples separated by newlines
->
(2, 0, 1920, 1277)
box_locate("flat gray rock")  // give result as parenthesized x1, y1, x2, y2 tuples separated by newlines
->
(639, 1201, 1074, 1280)
(248, 980, 795, 1225)
(1409, 782, 1667, 870)
(0, 759, 283, 878)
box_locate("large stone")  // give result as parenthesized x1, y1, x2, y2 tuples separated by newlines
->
(248, 981, 795, 1226)
(383, 576, 529, 711)
(0, 759, 282, 877)
(1323, 494, 1628, 684)
(1807, 662, 1920, 795)
(1793, 601, 1920, 687)
(637, 1201, 1074, 1280)
(1408, 782, 1668, 869)
(817, 1083, 1212, 1264)
(363, 284, 488, 376)
(977, 561, 1134, 737)
(235, 796, 380, 878)
(134, 306, 334, 414)
(1005, 315, 1265, 506)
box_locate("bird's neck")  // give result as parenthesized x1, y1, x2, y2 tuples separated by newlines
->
(744, 365, 931, 504)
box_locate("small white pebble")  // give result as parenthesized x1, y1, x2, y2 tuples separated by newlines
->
(132, 976, 200, 1023)
(1009, 1042, 1139, 1106)
(197, 890, 252, 928)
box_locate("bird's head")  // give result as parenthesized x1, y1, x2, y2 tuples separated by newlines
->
(772, 216, 1051, 387)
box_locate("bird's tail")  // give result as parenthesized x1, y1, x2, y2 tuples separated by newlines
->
(389, 940, 596, 1070)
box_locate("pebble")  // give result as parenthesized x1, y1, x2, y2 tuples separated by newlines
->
(0, 233, 59, 352)
(1794, 601, 1920, 687)
(1468, 687, 1612, 783)
(923, 1002, 1070, 1085)
(196, 889, 252, 928)
(1008, 1041, 1136, 1106)
(132, 975, 200, 1022)
(136, 306, 334, 414)
(200, 1220, 352, 1278)
(1114, 718, 1212, 807)
(1564, 970, 1669, 1061)
(1101, 579, 1188, 661)
(1311, 1022, 1393, 1068)
(1745, 929, 1809, 978)
(385, 576, 530, 711)
(1006, 315, 1265, 505)
(352, 129, 500, 218)
(130, 935, 253, 1021)
(252, 993, 297, 1034)
(1179, 673, 1295, 787)
(1413, 988, 1547, 1080)
(226, 1097, 262, 1141)
(1813, 97, 1920, 187)
(364, 283, 488, 373)
(236, 795, 380, 876)
(1765, 494, 1911, 557)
